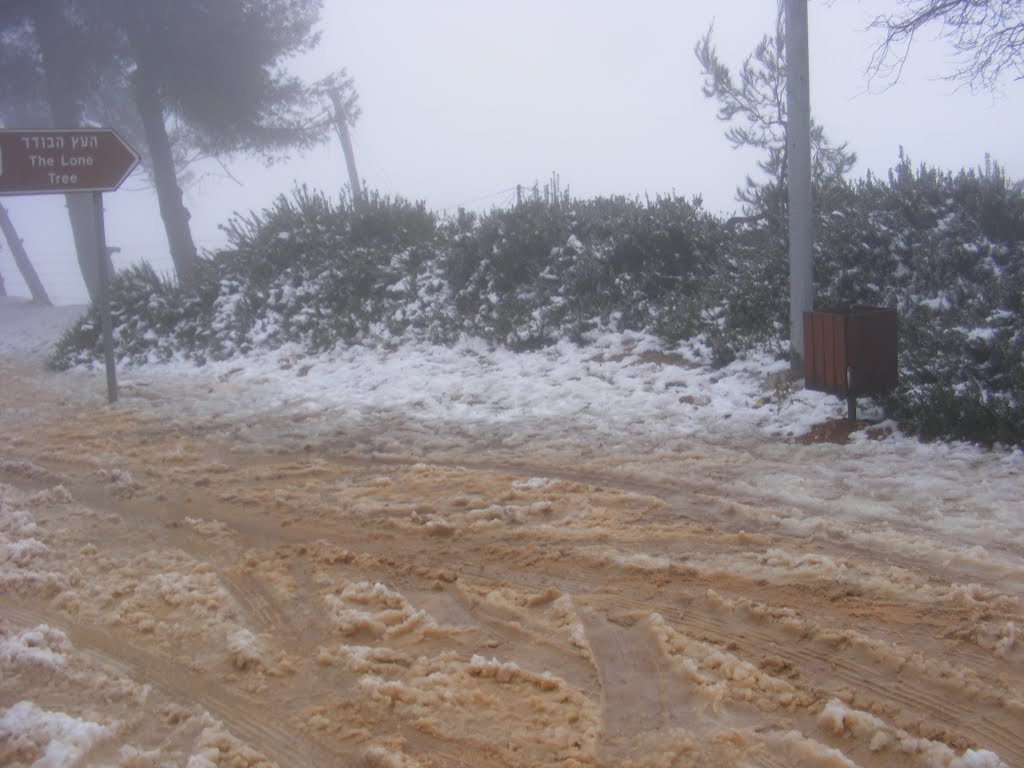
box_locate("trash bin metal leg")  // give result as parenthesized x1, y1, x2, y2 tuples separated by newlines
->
(846, 366, 856, 421)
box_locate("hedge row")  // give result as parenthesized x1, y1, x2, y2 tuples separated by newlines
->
(52, 159, 1024, 446)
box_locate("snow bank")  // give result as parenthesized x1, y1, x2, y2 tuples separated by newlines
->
(0, 701, 111, 767)
(0, 298, 85, 358)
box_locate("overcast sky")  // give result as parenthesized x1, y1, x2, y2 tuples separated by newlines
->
(3, 0, 1023, 304)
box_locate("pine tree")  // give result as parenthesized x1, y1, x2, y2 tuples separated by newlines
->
(694, 13, 855, 224)
(90, 0, 340, 283)
(694, 11, 856, 351)
(1, 0, 342, 287)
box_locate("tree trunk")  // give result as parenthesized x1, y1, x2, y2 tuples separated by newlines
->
(28, 0, 106, 304)
(0, 204, 52, 306)
(128, 21, 198, 285)
(65, 195, 111, 301)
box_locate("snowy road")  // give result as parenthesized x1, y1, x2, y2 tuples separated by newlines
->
(1, 298, 1021, 767)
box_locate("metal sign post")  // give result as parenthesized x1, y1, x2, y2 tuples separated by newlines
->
(0, 128, 140, 403)
(93, 191, 118, 402)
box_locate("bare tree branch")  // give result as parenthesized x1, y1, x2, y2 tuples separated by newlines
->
(868, 0, 1024, 92)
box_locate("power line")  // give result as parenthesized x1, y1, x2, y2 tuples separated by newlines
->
(447, 186, 517, 211)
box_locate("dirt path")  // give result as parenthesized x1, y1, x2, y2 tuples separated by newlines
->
(1, 357, 1021, 767)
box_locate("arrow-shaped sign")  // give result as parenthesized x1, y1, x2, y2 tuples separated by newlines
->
(0, 128, 140, 196)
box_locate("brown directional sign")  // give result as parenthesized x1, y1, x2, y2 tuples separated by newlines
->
(0, 128, 140, 195)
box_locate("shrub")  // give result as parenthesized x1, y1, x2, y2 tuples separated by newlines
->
(50, 163, 1024, 447)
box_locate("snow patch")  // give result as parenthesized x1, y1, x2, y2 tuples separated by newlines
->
(226, 628, 264, 671)
(0, 700, 112, 767)
(512, 477, 552, 490)
(0, 625, 71, 671)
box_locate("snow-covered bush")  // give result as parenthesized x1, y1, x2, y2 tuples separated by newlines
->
(815, 155, 1024, 445)
(437, 194, 719, 349)
(50, 263, 184, 367)
(49, 161, 1024, 446)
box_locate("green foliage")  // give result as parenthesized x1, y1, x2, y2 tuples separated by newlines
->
(109, 0, 335, 158)
(439, 194, 720, 349)
(818, 154, 1024, 445)
(51, 263, 182, 368)
(694, 11, 857, 364)
(696, 12, 1022, 445)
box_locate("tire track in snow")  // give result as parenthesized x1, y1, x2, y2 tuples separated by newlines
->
(581, 612, 698, 762)
(453, 563, 1023, 766)
(217, 567, 325, 658)
(598, 594, 1024, 765)
(4, 367, 1022, 767)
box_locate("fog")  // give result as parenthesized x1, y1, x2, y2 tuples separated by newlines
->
(2, 0, 1023, 304)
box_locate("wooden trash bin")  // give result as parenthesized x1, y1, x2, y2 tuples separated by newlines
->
(803, 306, 897, 420)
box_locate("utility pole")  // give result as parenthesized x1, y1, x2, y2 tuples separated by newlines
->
(785, 0, 813, 367)
(330, 89, 363, 206)
(92, 192, 117, 403)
